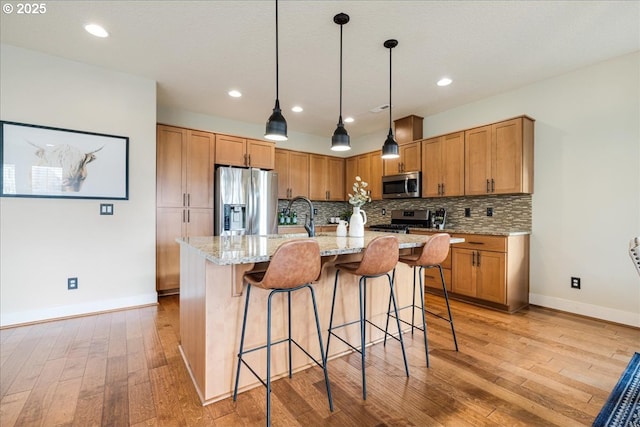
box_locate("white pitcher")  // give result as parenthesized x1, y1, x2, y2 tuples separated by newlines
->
(349, 206, 367, 237)
(336, 220, 348, 237)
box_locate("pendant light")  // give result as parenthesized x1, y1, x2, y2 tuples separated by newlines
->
(265, 0, 288, 141)
(331, 13, 351, 151)
(381, 39, 399, 159)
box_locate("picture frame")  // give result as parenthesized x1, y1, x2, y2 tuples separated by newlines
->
(0, 121, 129, 200)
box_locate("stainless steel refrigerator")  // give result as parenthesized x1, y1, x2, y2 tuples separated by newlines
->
(214, 167, 278, 236)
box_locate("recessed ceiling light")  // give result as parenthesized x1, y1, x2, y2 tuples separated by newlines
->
(344, 117, 354, 123)
(291, 106, 303, 113)
(228, 90, 242, 98)
(84, 24, 109, 38)
(437, 77, 452, 86)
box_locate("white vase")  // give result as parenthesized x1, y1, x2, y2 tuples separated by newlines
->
(349, 206, 367, 237)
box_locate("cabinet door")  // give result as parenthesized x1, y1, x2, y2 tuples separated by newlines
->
(186, 208, 213, 238)
(492, 119, 523, 194)
(247, 139, 275, 170)
(451, 248, 477, 297)
(441, 132, 465, 197)
(384, 156, 401, 175)
(215, 135, 246, 167)
(327, 157, 345, 201)
(288, 151, 309, 198)
(186, 131, 215, 209)
(345, 157, 357, 200)
(369, 152, 383, 200)
(309, 154, 328, 200)
(274, 149, 291, 199)
(402, 142, 421, 172)
(422, 137, 442, 197)
(156, 207, 184, 291)
(465, 125, 492, 195)
(476, 251, 506, 303)
(157, 125, 186, 208)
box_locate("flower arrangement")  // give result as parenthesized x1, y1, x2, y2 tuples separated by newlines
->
(348, 176, 371, 207)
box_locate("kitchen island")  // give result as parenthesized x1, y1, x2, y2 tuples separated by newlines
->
(177, 231, 462, 405)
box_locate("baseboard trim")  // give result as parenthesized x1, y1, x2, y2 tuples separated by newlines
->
(0, 293, 158, 328)
(529, 293, 640, 328)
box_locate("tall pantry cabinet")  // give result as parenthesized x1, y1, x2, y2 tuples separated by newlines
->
(156, 125, 215, 293)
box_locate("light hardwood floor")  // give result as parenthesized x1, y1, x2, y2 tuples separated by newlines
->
(1, 294, 638, 426)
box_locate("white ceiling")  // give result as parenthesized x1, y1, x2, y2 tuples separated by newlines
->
(1, 1, 638, 139)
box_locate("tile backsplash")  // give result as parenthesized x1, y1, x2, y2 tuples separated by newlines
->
(279, 194, 532, 233)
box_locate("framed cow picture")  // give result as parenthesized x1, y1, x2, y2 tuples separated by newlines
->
(0, 121, 129, 200)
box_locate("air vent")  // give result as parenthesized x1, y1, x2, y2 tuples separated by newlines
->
(370, 103, 390, 113)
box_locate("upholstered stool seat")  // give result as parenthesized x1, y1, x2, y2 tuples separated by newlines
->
(386, 233, 458, 368)
(233, 239, 333, 426)
(325, 235, 409, 400)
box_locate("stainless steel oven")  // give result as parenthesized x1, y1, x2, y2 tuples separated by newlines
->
(382, 171, 421, 199)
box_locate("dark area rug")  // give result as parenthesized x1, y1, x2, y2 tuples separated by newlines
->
(593, 352, 640, 426)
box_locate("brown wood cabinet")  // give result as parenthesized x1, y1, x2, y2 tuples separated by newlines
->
(451, 233, 529, 312)
(309, 154, 345, 201)
(274, 149, 309, 199)
(422, 131, 465, 197)
(408, 230, 452, 292)
(346, 151, 383, 201)
(465, 116, 534, 195)
(215, 134, 275, 169)
(156, 125, 215, 293)
(383, 141, 422, 175)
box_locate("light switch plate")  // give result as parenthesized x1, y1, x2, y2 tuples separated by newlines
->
(100, 204, 114, 215)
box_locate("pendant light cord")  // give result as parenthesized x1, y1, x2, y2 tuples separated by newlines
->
(275, 0, 279, 100)
(388, 45, 392, 130)
(339, 22, 343, 122)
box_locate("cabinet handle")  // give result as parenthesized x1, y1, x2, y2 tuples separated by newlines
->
(183, 193, 186, 207)
(491, 178, 495, 193)
(486, 179, 490, 193)
(248, 154, 251, 166)
(476, 250, 481, 266)
(441, 183, 445, 195)
(472, 251, 476, 266)
(187, 194, 190, 207)
(187, 210, 191, 223)
(182, 210, 186, 223)
(468, 241, 484, 245)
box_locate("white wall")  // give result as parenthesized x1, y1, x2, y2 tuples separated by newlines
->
(160, 52, 640, 326)
(0, 45, 158, 327)
(389, 52, 639, 326)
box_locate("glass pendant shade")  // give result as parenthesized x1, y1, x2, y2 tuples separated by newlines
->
(331, 117, 350, 151)
(265, 99, 288, 141)
(381, 128, 399, 158)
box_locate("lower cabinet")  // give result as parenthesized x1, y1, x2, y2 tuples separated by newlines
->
(156, 207, 213, 294)
(409, 230, 530, 313)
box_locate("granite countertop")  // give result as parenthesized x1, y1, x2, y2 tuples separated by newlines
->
(177, 231, 463, 266)
(408, 228, 531, 236)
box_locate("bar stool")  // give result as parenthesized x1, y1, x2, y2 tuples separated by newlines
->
(233, 239, 333, 426)
(325, 235, 409, 400)
(385, 233, 458, 368)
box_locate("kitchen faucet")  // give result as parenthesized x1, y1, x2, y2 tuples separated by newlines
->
(287, 196, 315, 237)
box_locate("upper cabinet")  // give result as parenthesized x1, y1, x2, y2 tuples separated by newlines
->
(422, 131, 465, 198)
(309, 154, 345, 201)
(346, 151, 383, 201)
(215, 134, 275, 169)
(384, 115, 424, 175)
(157, 125, 215, 209)
(383, 141, 422, 175)
(275, 149, 309, 199)
(465, 116, 534, 195)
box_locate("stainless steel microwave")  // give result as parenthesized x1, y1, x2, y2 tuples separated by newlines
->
(382, 171, 421, 199)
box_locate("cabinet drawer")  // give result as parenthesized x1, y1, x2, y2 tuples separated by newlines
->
(424, 266, 451, 292)
(453, 234, 506, 252)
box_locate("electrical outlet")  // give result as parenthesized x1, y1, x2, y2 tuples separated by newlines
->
(487, 207, 493, 217)
(571, 277, 581, 289)
(464, 208, 471, 217)
(382, 208, 386, 215)
(313, 208, 318, 215)
(100, 203, 114, 215)
(68, 277, 78, 290)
